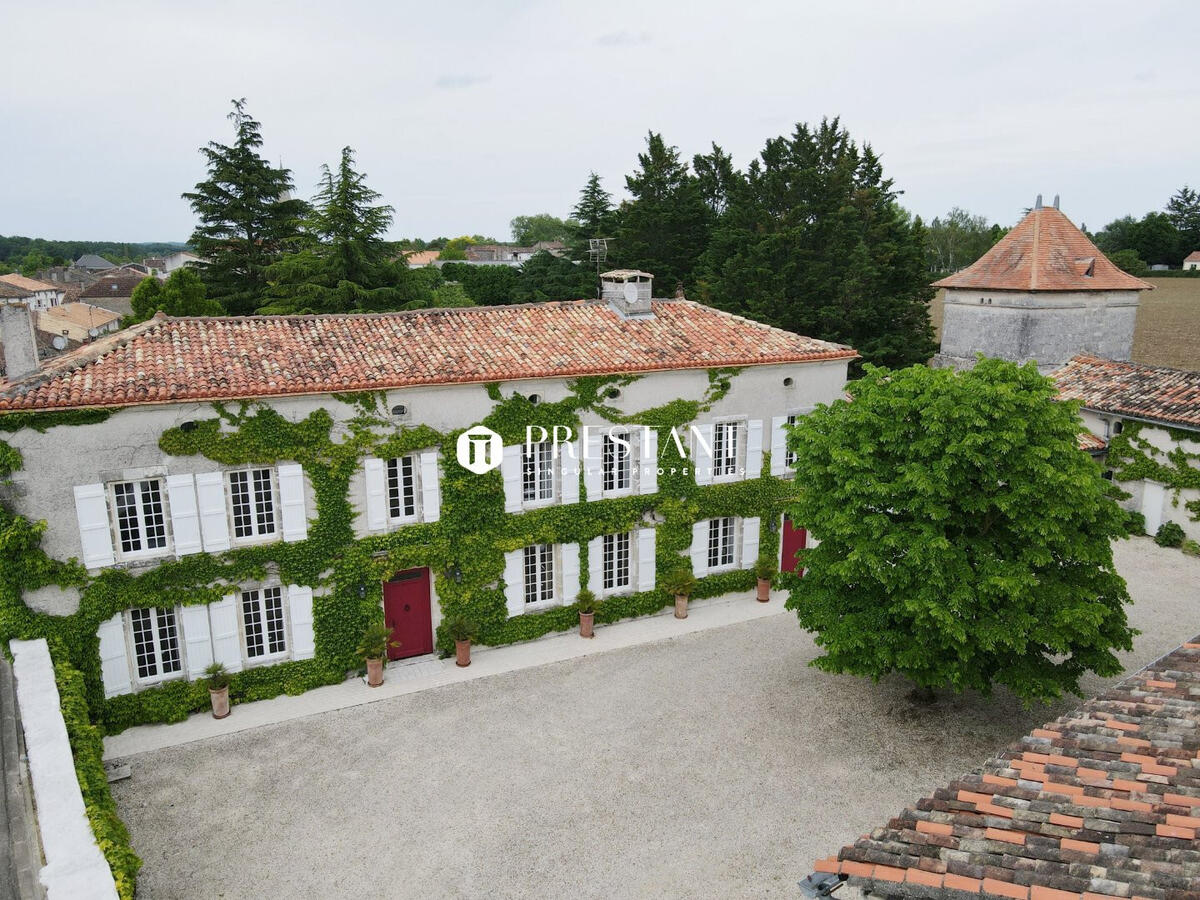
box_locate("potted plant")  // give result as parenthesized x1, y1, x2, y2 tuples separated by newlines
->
(446, 616, 478, 667)
(357, 620, 399, 688)
(576, 589, 597, 638)
(754, 554, 778, 602)
(662, 569, 697, 619)
(205, 662, 231, 719)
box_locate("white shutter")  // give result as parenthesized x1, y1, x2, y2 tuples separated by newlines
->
(503, 550, 525, 617)
(501, 445, 523, 513)
(693, 423, 714, 486)
(637, 528, 656, 592)
(583, 429, 603, 500)
(690, 520, 709, 577)
(180, 604, 213, 679)
(73, 483, 114, 569)
(588, 537, 603, 594)
(770, 416, 788, 476)
(640, 430, 658, 495)
(209, 594, 243, 673)
(277, 463, 307, 541)
(166, 474, 202, 557)
(195, 471, 230, 552)
(287, 585, 315, 660)
(741, 517, 761, 569)
(96, 614, 131, 698)
(363, 458, 387, 533)
(560, 542, 580, 604)
(419, 450, 441, 522)
(745, 420, 763, 479)
(560, 440, 580, 504)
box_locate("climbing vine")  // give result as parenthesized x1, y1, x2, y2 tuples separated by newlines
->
(1107, 421, 1200, 522)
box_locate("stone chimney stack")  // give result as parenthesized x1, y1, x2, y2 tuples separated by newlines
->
(1, 302, 40, 380)
(599, 270, 654, 319)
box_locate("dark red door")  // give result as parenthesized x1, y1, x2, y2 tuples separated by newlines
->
(382, 568, 433, 660)
(780, 516, 807, 575)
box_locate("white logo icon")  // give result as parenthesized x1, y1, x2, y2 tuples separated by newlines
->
(457, 425, 504, 474)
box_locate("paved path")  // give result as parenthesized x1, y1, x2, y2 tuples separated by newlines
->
(109, 539, 1199, 900)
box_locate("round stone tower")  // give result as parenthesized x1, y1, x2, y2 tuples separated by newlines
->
(932, 197, 1152, 373)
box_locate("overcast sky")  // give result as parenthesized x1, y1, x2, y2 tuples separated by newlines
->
(3, 1, 1197, 243)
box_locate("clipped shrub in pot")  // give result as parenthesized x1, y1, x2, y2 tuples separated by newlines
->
(446, 616, 479, 667)
(357, 621, 399, 687)
(576, 589, 597, 638)
(661, 569, 697, 620)
(205, 662, 231, 719)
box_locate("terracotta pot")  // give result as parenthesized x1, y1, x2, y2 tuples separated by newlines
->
(209, 686, 230, 719)
(756, 577, 771, 602)
(455, 639, 472, 667)
(579, 611, 595, 638)
(366, 656, 384, 687)
(674, 594, 688, 619)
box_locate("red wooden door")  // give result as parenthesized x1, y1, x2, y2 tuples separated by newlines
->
(382, 568, 433, 660)
(780, 516, 807, 575)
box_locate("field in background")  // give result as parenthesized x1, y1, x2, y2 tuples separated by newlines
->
(929, 277, 1200, 372)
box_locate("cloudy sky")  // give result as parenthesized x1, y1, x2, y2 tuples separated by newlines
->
(3, 0, 1197, 243)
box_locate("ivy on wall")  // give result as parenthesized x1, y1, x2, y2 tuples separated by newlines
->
(0, 370, 796, 737)
(1106, 421, 1200, 522)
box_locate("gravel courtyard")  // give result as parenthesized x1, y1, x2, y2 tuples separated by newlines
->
(112, 538, 1199, 899)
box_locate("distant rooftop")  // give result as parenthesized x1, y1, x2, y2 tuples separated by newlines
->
(74, 254, 115, 270)
(1054, 355, 1200, 431)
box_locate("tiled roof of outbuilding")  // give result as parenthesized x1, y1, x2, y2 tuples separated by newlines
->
(1054, 355, 1200, 431)
(933, 207, 1153, 293)
(0, 273, 59, 293)
(816, 637, 1200, 900)
(1184, 251, 1200, 264)
(79, 273, 149, 300)
(0, 299, 857, 411)
(0, 282, 34, 300)
(1077, 432, 1107, 453)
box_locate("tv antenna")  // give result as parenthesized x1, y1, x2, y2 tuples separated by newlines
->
(587, 238, 610, 298)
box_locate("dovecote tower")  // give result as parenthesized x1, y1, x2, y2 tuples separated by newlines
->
(932, 196, 1152, 373)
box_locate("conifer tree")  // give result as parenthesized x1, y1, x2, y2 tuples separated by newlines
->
(569, 172, 617, 259)
(182, 99, 307, 315)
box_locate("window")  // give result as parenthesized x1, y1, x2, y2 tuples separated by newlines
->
(602, 532, 631, 593)
(230, 469, 276, 540)
(112, 479, 168, 556)
(522, 442, 554, 503)
(602, 431, 632, 494)
(707, 517, 736, 570)
(242, 586, 287, 660)
(784, 414, 799, 469)
(129, 606, 182, 683)
(523, 544, 555, 606)
(712, 422, 739, 478)
(387, 456, 418, 521)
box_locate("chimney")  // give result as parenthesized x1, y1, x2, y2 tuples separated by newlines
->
(1, 302, 39, 380)
(1053, 194, 1060, 210)
(600, 270, 654, 319)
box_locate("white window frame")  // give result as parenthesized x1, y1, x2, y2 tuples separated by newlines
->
(707, 517, 738, 573)
(601, 430, 635, 497)
(126, 606, 184, 686)
(600, 531, 633, 597)
(110, 478, 170, 560)
(228, 467, 278, 544)
(784, 413, 800, 470)
(521, 441, 556, 507)
(239, 584, 290, 665)
(712, 420, 742, 481)
(523, 543, 558, 611)
(386, 455, 420, 524)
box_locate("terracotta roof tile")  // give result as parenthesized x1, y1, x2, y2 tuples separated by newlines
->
(0, 299, 857, 411)
(0, 282, 34, 300)
(0, 273, 59, 293)
(933, 207, 1153, 293)
(78, 273, 150, 300)
(1054, 355, 1200, 431)
(820, 637, 1200, 900)
(1184, 251, 1200, 264)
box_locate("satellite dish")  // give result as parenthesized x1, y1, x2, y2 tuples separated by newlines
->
(88, 327, 99, 338)
(52, 335, 68, 350)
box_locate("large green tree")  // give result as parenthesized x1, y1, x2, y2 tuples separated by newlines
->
(438, 262, 520, 305)
(183, 99, 307, 315)
(1166, 185, 1200, 255)
(261, 147, 429, 314)
(569, 172, 619, 261)
(783, 359, 1134, 703)
(925, 208, 1005, 274)
(699, 118, 936, 369)
(510, 251, 595, 303)
(510, 214, 574, 245)
(129, 268, 223, 321)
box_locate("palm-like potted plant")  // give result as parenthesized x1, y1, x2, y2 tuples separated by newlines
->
(662, 569, 697, 619)
(446, 616, 479, 667)
(576, 588, 597, 638)
(357, 620, 399, 688)
(205, 662, 231, 719)
(754, 553, 778, 602)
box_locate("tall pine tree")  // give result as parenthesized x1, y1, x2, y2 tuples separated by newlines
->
(183, 99, 307, 315)
(569, 172, 618, 259)
(699, 118, 935, 369)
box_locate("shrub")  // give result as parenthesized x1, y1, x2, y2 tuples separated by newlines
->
(356, 621, 398, 661)
(1155, 521, 1186, 548)
(1124, 510, 1147, 535)
(661, 569, 697, 597)
(1181, 539, 1200, 557)
(445, 615, 479, 643)
(754, 553, 778, 581)
(203, 661, 230, 690)
(575, 589, 597, 615)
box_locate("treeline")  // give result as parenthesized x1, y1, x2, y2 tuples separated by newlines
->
(0, 236, 187, 275)
(1089, 187, 1200, 275)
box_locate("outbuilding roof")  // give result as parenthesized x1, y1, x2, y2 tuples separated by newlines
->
(0, 299, 857, 411)
(816, 637, 1200, 900)
(1184, 251, 1200, 264)
(0, 282, 34, 300)
(74, 254, 115, 270)
(79, 273, 149, 300)
(933, 206, 1153, 293)
(1053, 355, 1200, 431)
(0, 273, 59, 293)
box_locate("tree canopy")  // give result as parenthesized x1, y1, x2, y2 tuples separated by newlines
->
(925, 208, 1007, 274)
(509, 214, 575, 245)
(129, 268, 223, 321)
(510, 251, 595, 303)
(783, 359, 1134, 703)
